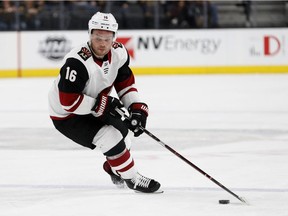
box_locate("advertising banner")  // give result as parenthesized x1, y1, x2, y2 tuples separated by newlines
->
(118, 29, 288, 66)
(0, 28, 288, 77)
(0, 32, 18, 77)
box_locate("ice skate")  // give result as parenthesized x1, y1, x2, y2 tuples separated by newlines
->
(124, 172, 161, 193)
(103, 161, 125, 187)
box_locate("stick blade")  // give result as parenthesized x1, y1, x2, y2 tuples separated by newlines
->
(239, 196, 250, 205)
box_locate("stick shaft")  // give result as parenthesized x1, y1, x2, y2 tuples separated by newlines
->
(143, 128, 245, 203)
(115, 108, 247, 204)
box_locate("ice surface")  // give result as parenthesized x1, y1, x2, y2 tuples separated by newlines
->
(0, 75, 288, 216)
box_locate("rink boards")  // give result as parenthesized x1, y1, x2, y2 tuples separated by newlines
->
(1, 29, 288, 77)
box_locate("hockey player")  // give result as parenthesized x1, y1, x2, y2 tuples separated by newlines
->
(48, 12, 161, 193)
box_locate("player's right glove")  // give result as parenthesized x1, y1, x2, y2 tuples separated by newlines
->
(91, 92, 123, 124)
(127, 103, 148, 137)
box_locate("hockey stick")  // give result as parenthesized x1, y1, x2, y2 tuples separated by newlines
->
(115, 107, 248, 204)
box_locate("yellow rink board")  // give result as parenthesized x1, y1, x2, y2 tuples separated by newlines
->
(1, 65, 288, 78)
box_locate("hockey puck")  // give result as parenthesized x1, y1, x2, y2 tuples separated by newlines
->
(219, 200, 230, 204)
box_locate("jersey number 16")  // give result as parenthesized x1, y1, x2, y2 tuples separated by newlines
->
(65, 67, 77, 82)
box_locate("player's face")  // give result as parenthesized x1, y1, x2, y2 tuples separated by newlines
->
(90, 30, 114, 58)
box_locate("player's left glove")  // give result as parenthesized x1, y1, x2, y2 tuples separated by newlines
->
(127, 103, 148, 137)
(91, 92, 123, 123)
(91, 93, 128, 137)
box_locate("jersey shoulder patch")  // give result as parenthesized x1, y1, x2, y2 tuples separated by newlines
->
(77, 47, 92, 61)
(112, 41, 123, 49)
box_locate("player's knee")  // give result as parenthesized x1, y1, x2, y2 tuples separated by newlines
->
(124, 135, 131, 150)
(92, 125, 127, 154)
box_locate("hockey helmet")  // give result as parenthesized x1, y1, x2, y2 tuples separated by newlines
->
(88, 12, 118, 39)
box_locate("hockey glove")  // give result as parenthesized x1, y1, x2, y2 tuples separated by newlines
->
(127, 103, 148, 137)
(91, 93, 123, 124)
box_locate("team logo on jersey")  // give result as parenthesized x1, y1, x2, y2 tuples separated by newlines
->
(78, 47, 92, 61)
(116, 37, 134, 59)
(112, 41, 123, 49)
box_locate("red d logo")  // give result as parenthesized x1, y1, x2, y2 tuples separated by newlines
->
(264, 35, 280, 56)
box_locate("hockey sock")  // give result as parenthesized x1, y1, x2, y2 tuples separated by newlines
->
(106, 148, 137, 179)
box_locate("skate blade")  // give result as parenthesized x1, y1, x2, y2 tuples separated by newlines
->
(134, 189, 164, 194)
(115, 183, 126, 189)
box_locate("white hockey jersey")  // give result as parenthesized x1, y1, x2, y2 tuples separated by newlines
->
(48, 42, 141, 120)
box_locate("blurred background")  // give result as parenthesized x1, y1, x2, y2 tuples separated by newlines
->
(0, 0, 287, 31)
(1, 0, 288, 78)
